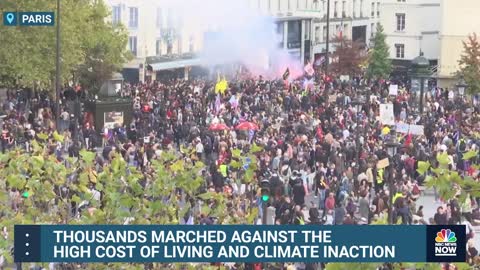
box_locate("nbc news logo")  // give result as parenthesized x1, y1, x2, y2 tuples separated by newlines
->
(435, 229, 457, 257)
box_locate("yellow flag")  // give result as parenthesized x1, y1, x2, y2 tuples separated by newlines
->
(382, 126, 390, 135)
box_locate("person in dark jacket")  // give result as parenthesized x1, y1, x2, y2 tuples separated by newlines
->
(292, 181, 306, 206)
(434, 206, 448, 225)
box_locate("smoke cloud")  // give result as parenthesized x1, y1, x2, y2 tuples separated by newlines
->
(160, 0, 304, 78)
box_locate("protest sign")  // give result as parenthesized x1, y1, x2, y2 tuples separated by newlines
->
(379, 104, 395, 125)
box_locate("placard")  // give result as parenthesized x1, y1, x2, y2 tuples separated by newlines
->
(328, 95, 337, 103)
(377, 158, 390, 169)
(104, 112, 124, 129)
(389, 85, 398, 96)
(409, 124, 424, 136)
(395, 123, 424, 136)
(379, 104, 395, 125)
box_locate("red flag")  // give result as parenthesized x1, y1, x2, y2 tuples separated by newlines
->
(404, 133, 412, 147)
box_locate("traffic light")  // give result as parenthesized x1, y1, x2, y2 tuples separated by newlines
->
(260, 179, 270, 203)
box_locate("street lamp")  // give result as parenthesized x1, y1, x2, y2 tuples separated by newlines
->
(410, 54, 431, 115)
(384, 141, 400, 224)
(55, 0, 61, 131)
(456, 76, 467, 98)
(322, 0, 331, 77)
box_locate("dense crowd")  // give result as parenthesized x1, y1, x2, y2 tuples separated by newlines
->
(1, 69, 480, 269)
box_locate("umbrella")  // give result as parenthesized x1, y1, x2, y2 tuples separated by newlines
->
(235, 121, 259, 131)
(209, 123, 230, 131)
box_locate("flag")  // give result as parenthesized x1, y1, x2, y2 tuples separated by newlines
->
(229, 95, 238, 108)
(304, 62, 315, 76)
(215, 76, 228, 94)
(282, 68, 290, 80)
(215, 94, 222, 113)
(314, 57, 325, 66)
(303, 77, 314, 90)
(404, 133, 412, 147)
(339, 24, 344, 39)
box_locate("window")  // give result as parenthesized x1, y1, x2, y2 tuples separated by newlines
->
(360, 0, 364, 17)
(398, 0, 406, 2)
(156, 8, 162, 28)
(129, 7, 138, 28)
(189, 36, 195, 52)
(396, 13, 405, 31)
(371, 3, 375, 17)
(323, 26, 327, 42)
(278, 0, 281, 11)
(112, 5, 121, 25)
(304, 20, 311, 40)
(353, 0, 356, 17)
(177, 37, 182, 54)
(334, 1, 338, 17)
(156, 40, 162, 56)
(342, 1, 346, 17)
(315, 26, 321, 43)
(268, 0, 271, 11)
(377, 2, 380, 17)
(395, 44, 405, 58)
(371, 23, 375, 37)
(129, 36, 137, 56)
(288, 0, 291, 10)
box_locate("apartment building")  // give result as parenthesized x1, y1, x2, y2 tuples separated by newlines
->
(437, 0, 480, 87)
(380, 0, 440, 76)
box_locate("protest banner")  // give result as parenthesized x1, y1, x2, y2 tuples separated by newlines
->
(389, 85, 398, 96)
(379, 104, 395, 125)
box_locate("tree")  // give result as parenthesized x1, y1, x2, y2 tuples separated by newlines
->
(0, 0, 130, 91)
(330, 35, 366, 76)
(0, 135, 262, 269)
(458, 33, 480, 94)
(366, 24, 392, 80)
(419, 150, 480, 203)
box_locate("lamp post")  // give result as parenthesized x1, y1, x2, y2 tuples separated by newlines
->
(456, 76, 467, 99)
(55, 0, 61, 131)
(410, 54, 431, 115)
(322, 0, 331, 77)
(385, 141, 400, 224)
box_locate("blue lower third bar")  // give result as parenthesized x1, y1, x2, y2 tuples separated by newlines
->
(11, 225, 467, 263)
(19, 12, 55, 26)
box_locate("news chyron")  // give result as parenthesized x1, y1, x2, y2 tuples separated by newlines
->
(3, 12, 54, 26)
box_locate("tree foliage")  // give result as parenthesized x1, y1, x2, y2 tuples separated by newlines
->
(458, 33, 480, 94)
(330, 35, 367, 76)
(366, 24, 392, 80)
(420, 150, 480, 203)
(0, 0, 130, 90)
(0, 136, 263, 268)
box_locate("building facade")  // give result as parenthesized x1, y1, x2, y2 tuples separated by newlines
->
(251, 0, 380, 66)
(437, 0, 480, 87)
(380, 0, 440, 76)
(106, 0, 379, 82)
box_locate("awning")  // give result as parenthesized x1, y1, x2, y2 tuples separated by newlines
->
(149, 58, 203, 71)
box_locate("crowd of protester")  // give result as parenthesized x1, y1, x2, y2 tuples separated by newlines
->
(1, 68, 480, 269)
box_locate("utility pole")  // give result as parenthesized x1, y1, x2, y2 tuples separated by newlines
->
(55, 0, 61, 131)
(325, 0, 330, 77)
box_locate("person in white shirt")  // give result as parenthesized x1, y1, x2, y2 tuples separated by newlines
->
(195, 139, 204, 160)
